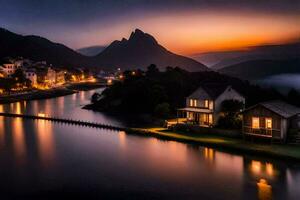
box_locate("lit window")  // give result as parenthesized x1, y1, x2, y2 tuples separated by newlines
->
(189, 99, 193, 107)
(193, 99, 197, 107)
(204, 100, 209, 108)
(252, 117, 260, 129)
(265, 118, 272, 129)
(208, 114, 213, 124)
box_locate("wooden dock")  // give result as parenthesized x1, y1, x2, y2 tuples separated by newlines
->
(0, 112, 126, 131)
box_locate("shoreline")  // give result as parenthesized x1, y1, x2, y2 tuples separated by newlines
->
(126, 127, 300, 162)
(0, 82, 105, 104)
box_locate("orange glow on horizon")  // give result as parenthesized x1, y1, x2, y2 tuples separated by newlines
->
(77, 10, 300, 55)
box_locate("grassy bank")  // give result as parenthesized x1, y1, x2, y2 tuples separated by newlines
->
(128, 127, 300, 162)
(0, 82, 105, 104)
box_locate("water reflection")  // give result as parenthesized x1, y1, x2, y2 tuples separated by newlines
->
(257, 179, 272, 200)
(0, 116, 5, 147)
(35, 119, 55, 167)
(204, 147, 215, 162)
(249, 160, 277, 179)
(12, 117, 26, 164)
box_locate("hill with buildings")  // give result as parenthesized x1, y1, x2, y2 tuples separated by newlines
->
(0, 28, 92, 68)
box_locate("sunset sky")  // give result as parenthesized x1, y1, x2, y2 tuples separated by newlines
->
(0, 0, 300, 55)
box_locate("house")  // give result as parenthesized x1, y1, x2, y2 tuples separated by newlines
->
(0, 61, 18, 77)
(25, 68, 37, 87)
(55, 69, 66, 85)
(0, 58, 25, 78)
(45, 67, 56, 86)
(242, 100, 300, 142)
(177, 84, 245, 127)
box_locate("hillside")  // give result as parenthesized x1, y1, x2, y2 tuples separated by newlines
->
(192, 42, 300, 69)
(0, 28, 207, 72)
(219, 59, 300, 80)
(77, 45, 106, 56)
(0, 28, 93, 68)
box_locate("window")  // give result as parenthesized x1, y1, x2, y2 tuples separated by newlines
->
(204, 100, 209, 108)
(189, 99, 197, 107)
(208, 114, 213, 124)
(189, 99, 193, 107)
(265, 118, 272, 129)
(252, 117, 260, 129)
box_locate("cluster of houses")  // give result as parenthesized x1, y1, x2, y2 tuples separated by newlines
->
(0, 57, 92, 91)
(176, 84, 300, 143)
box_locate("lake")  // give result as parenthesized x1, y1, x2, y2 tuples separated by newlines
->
(0, 88, 300, 199)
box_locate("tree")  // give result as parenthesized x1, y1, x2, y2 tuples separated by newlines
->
(217, 100, 244, 129)
(91, 92, 101, 103)
(146, 64, 159, 76)
(287, 88, 300, 107)
(154, 103, 170, 118)
(11, 69, 31, 87)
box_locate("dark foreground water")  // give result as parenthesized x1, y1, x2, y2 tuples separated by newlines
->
(0, 89, 300, 199)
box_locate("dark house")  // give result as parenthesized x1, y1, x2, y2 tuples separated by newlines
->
(242, 100, 300, 142)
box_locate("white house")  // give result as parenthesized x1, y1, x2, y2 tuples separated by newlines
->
(177, 84, 245, 127)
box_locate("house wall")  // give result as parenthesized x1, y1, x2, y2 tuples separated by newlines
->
(214, 87, 245, 125)
(25, 72, 37, 86)
(281, 118, 288, 141)
(186, 98, 213, 109)
(243, 105, 284, 139)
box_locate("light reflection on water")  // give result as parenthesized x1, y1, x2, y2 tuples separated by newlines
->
(35, 119, 55, 167)
(0, 89, 299, 199)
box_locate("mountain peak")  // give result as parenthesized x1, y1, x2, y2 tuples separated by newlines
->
(128, 29, 158, 45)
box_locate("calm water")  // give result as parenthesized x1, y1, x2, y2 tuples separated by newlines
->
(0, 89, 300, 199)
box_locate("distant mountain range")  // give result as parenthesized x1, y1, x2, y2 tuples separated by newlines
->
(191, 42, 300, 80)
(77, 45, 106, 56)
(219, 59, 300, 80)
(192, 42, 300, 69)
(0, 28, 207, 71)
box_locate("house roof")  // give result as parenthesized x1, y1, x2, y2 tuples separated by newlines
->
(244, 100, 300, 118)
(188, 84, 233, 100)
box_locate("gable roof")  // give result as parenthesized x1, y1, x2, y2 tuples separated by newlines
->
(188, 84, 236, 100)
(244, 100, 300, 118)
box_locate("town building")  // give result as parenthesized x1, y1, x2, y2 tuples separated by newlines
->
(177, 84, 245, 127)
(55, 69, 66, 85)
(25, 68, 37, 87)
(45, 67, 56, 86)
(0, 60, 21, 78)
(242, 100, 300, 142)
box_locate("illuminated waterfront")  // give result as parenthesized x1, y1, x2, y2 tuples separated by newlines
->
(0, 89, 299, 199)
